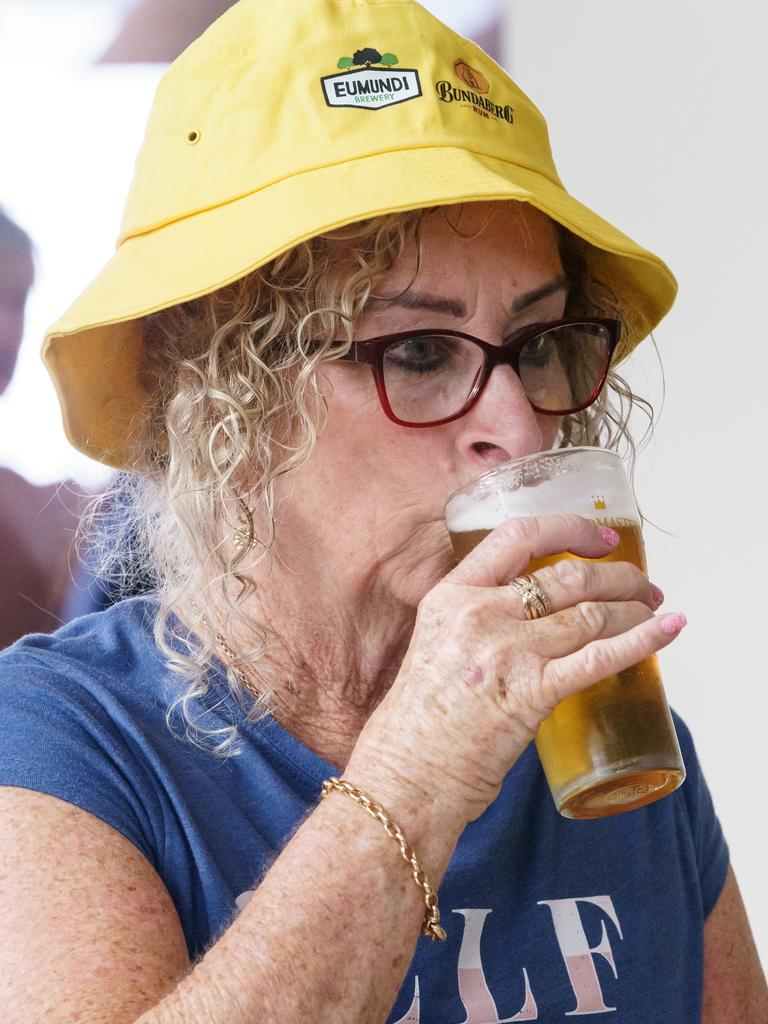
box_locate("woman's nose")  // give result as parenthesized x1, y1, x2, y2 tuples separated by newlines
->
(456, 363, 551, 465)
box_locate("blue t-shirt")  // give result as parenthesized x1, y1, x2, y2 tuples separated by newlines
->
(0, 598, 728, 1022)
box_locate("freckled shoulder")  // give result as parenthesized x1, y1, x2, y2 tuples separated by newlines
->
(701, 867, 768, 1022)
(0, 786, 190, 1023)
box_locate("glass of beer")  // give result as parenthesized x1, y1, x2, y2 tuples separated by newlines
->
(444, 447, 685, 819)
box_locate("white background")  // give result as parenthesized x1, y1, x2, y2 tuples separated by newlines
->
(0, 0, 765, 969)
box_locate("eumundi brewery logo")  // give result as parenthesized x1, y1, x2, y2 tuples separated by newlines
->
(321, 47, 422, 110)
(435, 58, 514, 125)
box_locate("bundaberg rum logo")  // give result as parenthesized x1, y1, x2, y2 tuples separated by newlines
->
(321, 47, 422, 110)
(435, 57, 514, 125)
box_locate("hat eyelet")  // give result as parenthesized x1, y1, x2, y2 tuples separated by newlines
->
(186, 129, 201, 145)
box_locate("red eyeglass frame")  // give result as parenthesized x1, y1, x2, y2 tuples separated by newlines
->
(337, 317, 622, 427)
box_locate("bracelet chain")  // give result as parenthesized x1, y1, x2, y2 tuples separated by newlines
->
(320, 776, 447, 942)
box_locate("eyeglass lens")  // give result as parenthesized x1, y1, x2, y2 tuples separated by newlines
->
(381, 323, 611, 423)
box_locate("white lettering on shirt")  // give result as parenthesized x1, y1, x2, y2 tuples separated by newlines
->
(537, 896, 623, 1015)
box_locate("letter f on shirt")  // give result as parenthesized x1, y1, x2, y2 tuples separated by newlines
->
(537, 896, 624, 1015)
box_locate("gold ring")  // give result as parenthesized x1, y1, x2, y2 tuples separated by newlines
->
(508, 573, 552, 620)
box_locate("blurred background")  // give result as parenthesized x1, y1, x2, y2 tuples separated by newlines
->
(0, 0, 765, 966)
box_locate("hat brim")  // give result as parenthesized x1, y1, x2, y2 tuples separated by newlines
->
(43, 145, 677, 469)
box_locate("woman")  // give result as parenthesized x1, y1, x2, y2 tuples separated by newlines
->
(0, 1, 764, 1021)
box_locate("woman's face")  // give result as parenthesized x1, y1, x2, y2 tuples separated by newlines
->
(271, 202, 569, 606)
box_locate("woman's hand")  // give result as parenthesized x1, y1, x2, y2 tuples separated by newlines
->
(348, 514, 685, 828)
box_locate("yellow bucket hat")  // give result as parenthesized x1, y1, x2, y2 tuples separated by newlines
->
(43, 0, 677, 470)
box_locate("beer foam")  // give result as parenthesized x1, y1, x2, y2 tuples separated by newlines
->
(446, 454, 638, 532)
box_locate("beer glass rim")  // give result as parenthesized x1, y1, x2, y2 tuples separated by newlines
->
(444, 446, 625, 514)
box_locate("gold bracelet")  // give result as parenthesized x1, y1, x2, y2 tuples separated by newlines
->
(320, 777, 447, 942)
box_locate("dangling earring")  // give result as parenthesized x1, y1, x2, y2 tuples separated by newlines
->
(232, 495, 258, 566)
(230, 494, 258, 599)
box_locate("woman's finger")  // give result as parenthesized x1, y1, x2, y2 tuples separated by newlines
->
(447, 514, 620, 588)
(523, 599, 655, 659)
(504, 558, 661, 617)
(542, 611, 687, 705)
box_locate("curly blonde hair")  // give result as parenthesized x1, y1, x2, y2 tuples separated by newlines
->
(89, 203, 654, 756)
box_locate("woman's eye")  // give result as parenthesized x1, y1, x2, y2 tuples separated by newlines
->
(384, 336, 453, 373)
(520, 332, 558, 366)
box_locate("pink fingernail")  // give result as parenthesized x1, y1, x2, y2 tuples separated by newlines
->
(599, 527, 620, 546)
(660, 613, 687, 636)
(650, 584, 665, 607)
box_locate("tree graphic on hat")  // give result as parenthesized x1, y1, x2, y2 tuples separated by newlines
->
(337, 48, 399, 70)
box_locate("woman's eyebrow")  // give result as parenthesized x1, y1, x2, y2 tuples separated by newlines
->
(511, 276, 569, 313)
(365, 292, 466, 317)
(366, 276, 568, 318)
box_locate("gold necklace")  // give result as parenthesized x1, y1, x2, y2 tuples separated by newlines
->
(214, 631, 263, 699)
(217, 632, 301, 701)
(187, 598, 262, 698)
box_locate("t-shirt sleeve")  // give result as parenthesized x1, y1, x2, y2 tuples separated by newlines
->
(0, 647, 161, 871)
(673, 711, 730, 917)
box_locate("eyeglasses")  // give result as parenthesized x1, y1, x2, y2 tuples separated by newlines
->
(337, 317, 622, 427)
